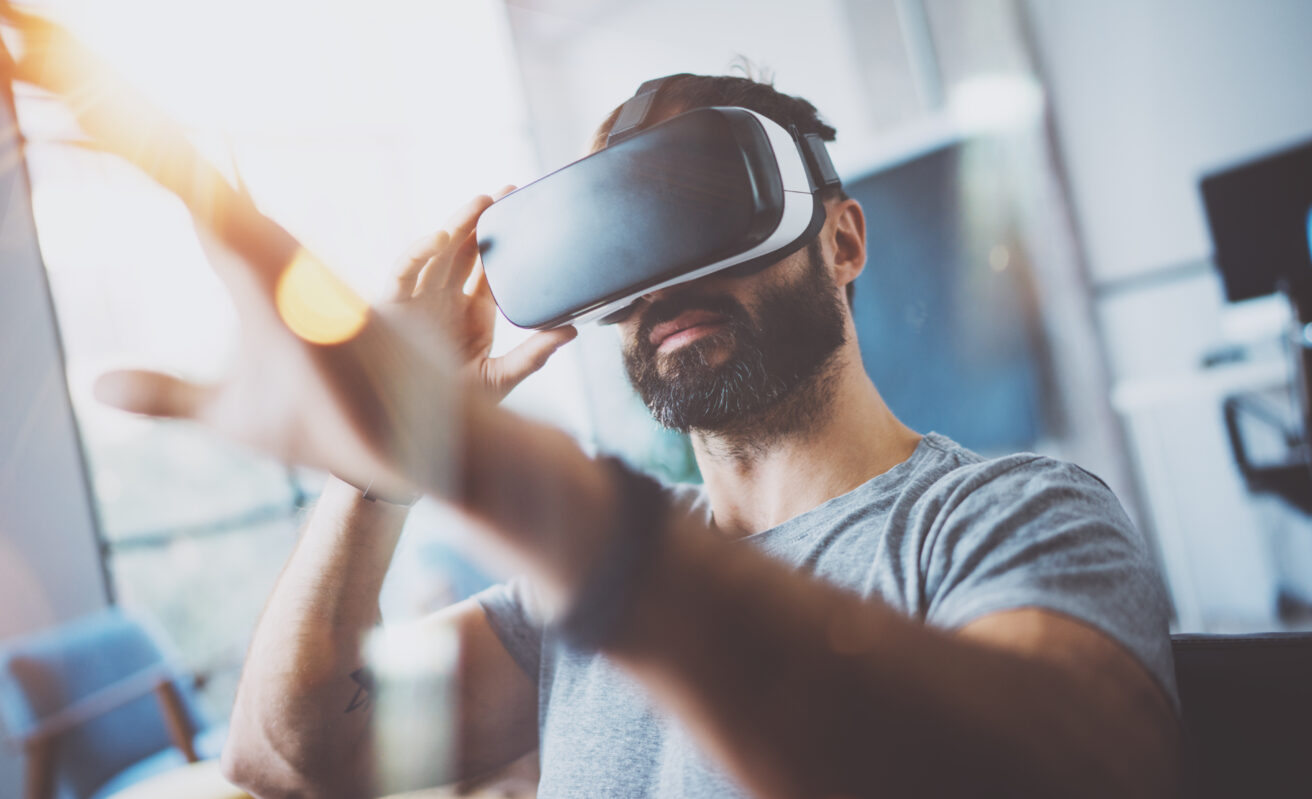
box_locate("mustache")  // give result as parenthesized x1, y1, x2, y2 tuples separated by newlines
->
(635, 292, 749, 348)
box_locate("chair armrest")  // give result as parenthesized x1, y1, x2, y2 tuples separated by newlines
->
(9, 664, 201, 799)
(23, 737, 55, 799)
(10, 663, 181, 745)
(152, 680, 198, 763)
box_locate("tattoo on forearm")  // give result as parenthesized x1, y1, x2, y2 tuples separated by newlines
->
(345, 667, 375, 714)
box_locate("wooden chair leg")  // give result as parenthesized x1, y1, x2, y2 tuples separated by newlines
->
(153, 680, 199, 762)
(24, 738, 56, 799)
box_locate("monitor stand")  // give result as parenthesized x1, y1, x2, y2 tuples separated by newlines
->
(1224, 272, 1312, 514)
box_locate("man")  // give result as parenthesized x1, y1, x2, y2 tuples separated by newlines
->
(32, 58, 1172, 795)
(209, 74, 1181, 798)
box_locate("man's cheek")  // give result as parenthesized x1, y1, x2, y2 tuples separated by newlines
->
(619, 334, 643, 361)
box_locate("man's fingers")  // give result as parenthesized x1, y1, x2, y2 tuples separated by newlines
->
(455, 186, 513, 296)
(7, 8, 300, 296)
(471, 263, 495, 302)
(393, 233, 448, 299)
(393, 190, 491, 289)
(393, 251, 438, 301)
(444, 194, 495, 241)
(443, 186, 512, 293)
(93, 369, 210, 420)
(422, 195, 493, 290)
(438, 230, 483, 292)
(401, 195, 493, 297)
(413, 233, 465, 296)
(487, 327, 578, 396)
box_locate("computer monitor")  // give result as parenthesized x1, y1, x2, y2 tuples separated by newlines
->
(1201, 138, 1312, 303)
(1203, 138, 1312, 514)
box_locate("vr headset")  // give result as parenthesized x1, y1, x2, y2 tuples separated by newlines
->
(475, 75, 842, 330)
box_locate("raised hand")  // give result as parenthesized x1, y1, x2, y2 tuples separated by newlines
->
(94, 240, 470, 504)
(388, 189, 576, 402)
(0, 7, 477, 499)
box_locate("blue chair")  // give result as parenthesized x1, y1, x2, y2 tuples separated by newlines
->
(0, 609, 225, 799)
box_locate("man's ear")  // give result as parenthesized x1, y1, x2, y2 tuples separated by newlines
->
(826, 197, 866, 291)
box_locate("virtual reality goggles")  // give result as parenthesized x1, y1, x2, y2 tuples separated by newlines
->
(476, 75, 842, 330)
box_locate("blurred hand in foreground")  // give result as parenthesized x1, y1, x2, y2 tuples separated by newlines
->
(0, 7, 556, 498)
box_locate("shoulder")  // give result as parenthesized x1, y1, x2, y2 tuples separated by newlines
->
(912, 439, 1177, 707)
(916, 434, 1126, 524)
(908, 435, 1147, 579)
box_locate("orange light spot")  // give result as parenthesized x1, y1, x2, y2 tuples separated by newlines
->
(275, 249, 369, 344)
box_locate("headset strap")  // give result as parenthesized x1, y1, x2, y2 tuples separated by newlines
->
(799, 130, 842, 191)
(606, 75, 679, 146)
(607, 75, 842, 191)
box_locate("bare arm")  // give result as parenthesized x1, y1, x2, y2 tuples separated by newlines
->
(221, 476, 408, 797)
(220, 479, 539, 798)
(220, 191, 569, 797)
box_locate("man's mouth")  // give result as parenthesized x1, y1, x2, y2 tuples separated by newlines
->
(648, 309, 729, 352)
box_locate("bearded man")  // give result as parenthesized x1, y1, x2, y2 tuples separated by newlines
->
(210, 74, 1181, 798)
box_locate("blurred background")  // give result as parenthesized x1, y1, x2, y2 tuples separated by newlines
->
(3, 0, 1312, 794)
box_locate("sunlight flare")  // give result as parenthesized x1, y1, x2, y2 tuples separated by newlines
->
(275, 248, 369, 345)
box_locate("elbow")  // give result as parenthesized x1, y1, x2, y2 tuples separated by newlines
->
(221, 730, 295, 799)
(220, 713, 321, 799)
(219, 738, 257, 792)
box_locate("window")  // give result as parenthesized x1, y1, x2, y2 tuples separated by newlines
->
(20, 0, 555, 717)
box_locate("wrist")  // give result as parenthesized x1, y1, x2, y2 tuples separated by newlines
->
(324, 474, 417, 514)
(601, 513, 712, 661)
(554, 457, 668, 650)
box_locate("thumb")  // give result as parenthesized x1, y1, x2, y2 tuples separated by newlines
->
(94, 369, 210, 420)
(486, 326, 578, 397)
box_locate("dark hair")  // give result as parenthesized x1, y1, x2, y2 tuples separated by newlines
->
(592, 73, 855, 305)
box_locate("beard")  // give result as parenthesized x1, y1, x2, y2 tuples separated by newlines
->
(622, 240, 848, 435)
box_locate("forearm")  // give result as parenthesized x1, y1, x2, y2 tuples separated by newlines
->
(604, 519, 1176, 798)
(447, 407, 1176, 798)
(224, 476, 410, 795)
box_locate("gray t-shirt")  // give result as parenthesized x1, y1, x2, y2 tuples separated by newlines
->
(474, 432, 1177, 798)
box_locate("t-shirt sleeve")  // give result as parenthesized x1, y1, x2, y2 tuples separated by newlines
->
(472, 576, 546, 680)
(922, 456, 1179, 709)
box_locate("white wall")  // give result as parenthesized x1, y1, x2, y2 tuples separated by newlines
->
(0, 102, 110, 796)
(1025, 0, 1312, 629)
(1027, 0, 1312, 285)
(504, 0, 920, 173)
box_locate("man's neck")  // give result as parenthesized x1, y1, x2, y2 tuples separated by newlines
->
(690, 342, 920, 539)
